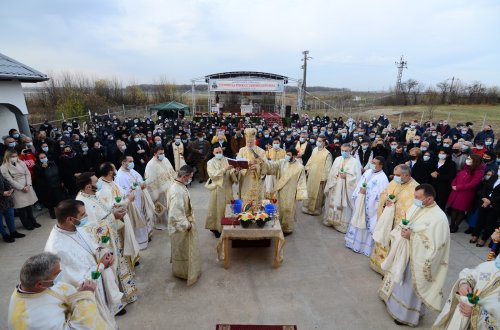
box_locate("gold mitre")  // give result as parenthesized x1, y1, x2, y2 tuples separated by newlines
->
(244, 128, 257, 142)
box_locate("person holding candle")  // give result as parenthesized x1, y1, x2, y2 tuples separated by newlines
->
(205, 146, 237, 238)
(370, 164, 419, 275)
(345, 156, 389, 256)
(301, 135, 333, 216)
(322, 143, 361, 231)
(380, 184, 450, 327)
(44, 200, 120, 325)
(166, 165, 201, 285)
(8, 252, 114, 330)
(75, 172, 137, 312)
(433, 255, 500, 329)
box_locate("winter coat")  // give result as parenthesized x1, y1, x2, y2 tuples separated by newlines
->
(430, 159, 457, 210)
(33, 161, 65, 208)
(0, 173, 14, 211)
(447, 164, 485, 211)
(0, 160, 38, 208)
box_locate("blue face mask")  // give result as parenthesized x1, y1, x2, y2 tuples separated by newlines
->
(8, 142, 16, 148)
(127, 162, 135, 170)
(316, 141, 322, 148)
(42, 271, 63, 288)
(394, 175, 402, 184)
(341, 151, 350, 158)
(95, 180, 103, 192)
(158, 155, 165, 161)
(75, 216, 88, 228)
(495, 255, 500, 269)
(284, 155, 292, 162)
(42, 147, 49, 152)
(214, 153, 223, 159)
(156, 141, 162, 145)
(40, 158, 48, 163)
(413, 198, 424, 208)
(423, 156, 430, 162)
(310, 139, 315, 144)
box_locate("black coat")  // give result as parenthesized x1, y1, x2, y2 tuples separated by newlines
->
(33, 161, 65, 207)
(430, 159, 457, 210)
(409, 159, 432, 184)
(59, 154, 86, 196)
(357, 148, 372, 168)
(0, 173, 14, 211)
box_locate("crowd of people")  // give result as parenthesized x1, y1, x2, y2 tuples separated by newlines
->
(3, 111, 500, 329)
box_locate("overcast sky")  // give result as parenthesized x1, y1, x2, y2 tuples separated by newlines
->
(2, 0, 499, 90)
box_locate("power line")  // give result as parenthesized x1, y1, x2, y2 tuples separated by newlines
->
(300, 50, 312, 110)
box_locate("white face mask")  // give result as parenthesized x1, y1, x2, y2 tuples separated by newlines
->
(214, 153, 223, 159)
(465, 159, 473, 166)
(10, 157, 18, 163)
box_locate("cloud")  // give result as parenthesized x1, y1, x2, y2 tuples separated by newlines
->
(1, 0, 499, 90)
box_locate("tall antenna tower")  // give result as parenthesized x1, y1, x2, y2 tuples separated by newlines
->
(395, 55, 407, 94)
(300, 50, 312, 110)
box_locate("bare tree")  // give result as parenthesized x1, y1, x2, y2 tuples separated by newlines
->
(423, 87, 440, 120)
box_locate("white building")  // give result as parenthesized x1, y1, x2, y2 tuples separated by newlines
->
(0, 52, 49, 136)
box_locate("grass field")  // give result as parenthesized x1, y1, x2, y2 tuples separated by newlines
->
(302, 104, 500, 128)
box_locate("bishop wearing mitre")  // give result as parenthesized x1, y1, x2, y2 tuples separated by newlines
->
(236, 128, 267, 204)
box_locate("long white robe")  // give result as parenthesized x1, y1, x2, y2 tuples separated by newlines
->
(380, 203, 451, 326)
(433, 259, 500, 330)
(144, 157, 177, 229)
(76, 192, 137, 306)
(44, 226, 118, 328)
(167, 180, 201, 286)
(345, 169, 388, 256)
(264, 147, 286, 199)
(115, 168, 153, 247)
(8, 282, 112, 330)
(323, 156, 362, 232)
(97, 178, 141, 262)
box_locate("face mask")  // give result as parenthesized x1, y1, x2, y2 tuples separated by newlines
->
(475, 145, 483, 150)
(127, 162, 135, 170)
(436, 138, 442, 142)
(495, 255, 500, 270)
(157, 154, 165, 161)
(369, 134, 375, 139)
(390, 145, 397, 150)
(13, 133, 20, 139)
(264, 134, 270, 138)
(461, 146, 469, 151)
(198, 138, 204, 141)
(423, 155, 430, 161)
(410, 125, 416, 129)
(361, 145, 368, 151)
(341, 133, 347, 138)
(42, 147, 49, 152)
(284, 155, 292, 162)
(26, 143, 33, 148)
(420, 147, 427, 152)
(461, 130, 468, 135)
(214, 153, 223, 160)
(352, 144, 358, 148)
(40, 158, 48, 163)
(82, 147, 89, 152)
(341, 151, 350, 158)
(452, 149, 460, 154)
(185, 178, 192, 186)
(299, 138, 305, 143)
(95, 180, 103, 192)
(409, 155, 417, 161)
(133, 138, 140, 143)
(394, 175, 402, 184)
(120, 146, 127, 151)
(8, 142, 16, 148)
(431, 133, 437, 136)
(10, 157, 18, 163)
(413, 140, 420, 145)
(413, 198, 424, 208)
(272, 143, 280, 150)
(443, 143, 450, 148)
(438, 154, 447, 160)
(484, 175, 491, 181)
(310, 139, 315, 144)
(312, 129, 318, 133)
(368, 163, 376, 171)
(485, 141, 492, 146)
(353, 133, 359, 137)
(316, 141, 323, 148)
(74, 216, 88, 228)
(465, 159, 473, 166)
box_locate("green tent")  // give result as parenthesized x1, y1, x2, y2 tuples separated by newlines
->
(149, 101, 189, 112)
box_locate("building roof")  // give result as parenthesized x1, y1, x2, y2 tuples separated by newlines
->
(205, 71, 288, 84)
(0, 52, 49, 83)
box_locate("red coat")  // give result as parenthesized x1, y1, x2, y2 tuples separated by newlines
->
(447, 163, 485, 211)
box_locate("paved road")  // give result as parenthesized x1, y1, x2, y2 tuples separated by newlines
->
(0, 183, 489, 329)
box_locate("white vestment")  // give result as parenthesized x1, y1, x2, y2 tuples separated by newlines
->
(323, 156, 362, 232)
(144, 157, 177, 229)
(115, 168, 153, 247)
(345, 169, 389, 256)
(44, 225, 119, 328)
(8, 282, 113, 330)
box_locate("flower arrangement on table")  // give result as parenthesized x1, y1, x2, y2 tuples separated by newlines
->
(238, 212, 254, 228)
(255, 212, 270, 228)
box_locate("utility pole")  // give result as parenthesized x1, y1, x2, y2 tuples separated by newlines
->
(448, 76, 455, 103)
(394, 55, 407, 94)
(301, 50, 312, 110)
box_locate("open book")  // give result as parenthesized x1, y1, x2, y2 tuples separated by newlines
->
(227, 158, 249, 169)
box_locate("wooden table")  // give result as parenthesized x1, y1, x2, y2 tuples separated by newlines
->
(216, 220, 285, 269)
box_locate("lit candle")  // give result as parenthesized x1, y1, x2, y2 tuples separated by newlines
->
(96, 258, 102, 272)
